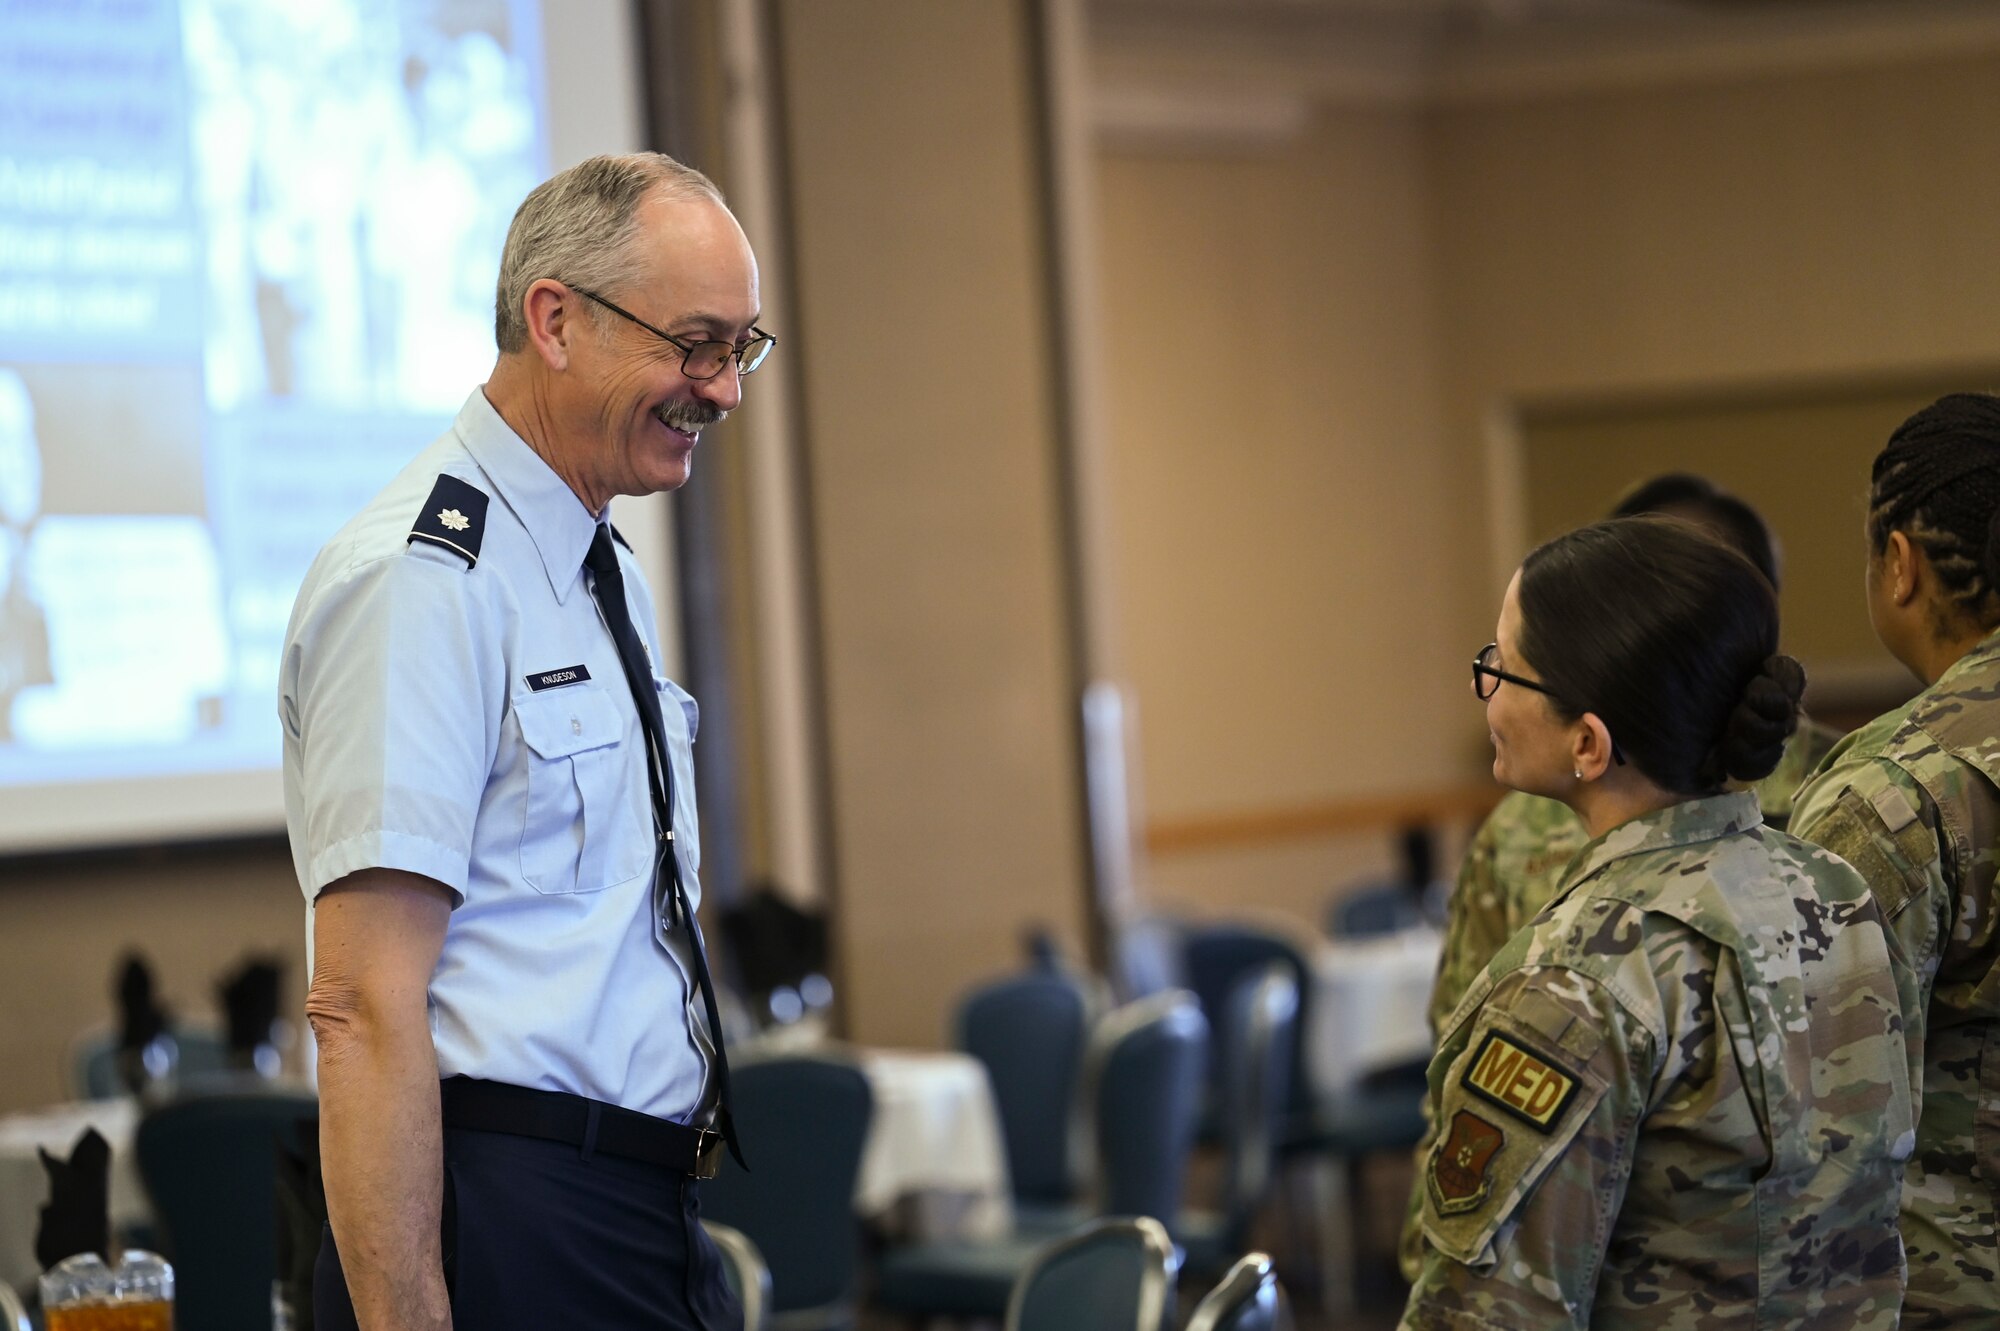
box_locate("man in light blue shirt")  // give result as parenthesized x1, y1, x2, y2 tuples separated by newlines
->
(283, 152, 775, 1331)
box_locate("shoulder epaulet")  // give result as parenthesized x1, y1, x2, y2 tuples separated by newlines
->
(407, 475, 489, 569)
(610, 524, 634, 554)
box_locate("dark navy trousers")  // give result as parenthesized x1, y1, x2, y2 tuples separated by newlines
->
(315, 1125, 740, 1330)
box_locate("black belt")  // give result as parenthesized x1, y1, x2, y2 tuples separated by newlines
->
(439, 1077, 724, 1179)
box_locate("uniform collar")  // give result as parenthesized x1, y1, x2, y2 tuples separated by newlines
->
(1935, 624, 2000, 691)
(456, 388, 599, 604)
(1557, 789, 1762, 898)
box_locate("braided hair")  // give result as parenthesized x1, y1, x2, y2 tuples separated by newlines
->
(1868, 392, 2000, 633)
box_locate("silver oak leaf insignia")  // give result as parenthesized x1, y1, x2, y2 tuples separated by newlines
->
(438, 508, 470, 532)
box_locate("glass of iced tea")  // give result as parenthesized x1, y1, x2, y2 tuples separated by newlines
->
(40, 1251, 174, 1331)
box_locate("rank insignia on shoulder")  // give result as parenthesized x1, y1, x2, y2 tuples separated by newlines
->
(408, 475, 490, 568)
(1430, 1109, 1505, 1215)
(1462, 1030, 1581, 1133)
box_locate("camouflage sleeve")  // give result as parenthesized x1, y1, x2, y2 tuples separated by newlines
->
(1791, 759, 1947, 1092)
(1430, 812, 1512, 1039)
(1401, 968, 1651, 1331)
(1404, 810, 1516, 1283)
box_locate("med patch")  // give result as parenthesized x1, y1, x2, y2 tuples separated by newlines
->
(1430, 1109, 1505, 1215)
(408, 474, 490, 568)
(1462, 1030, 1581, 1133)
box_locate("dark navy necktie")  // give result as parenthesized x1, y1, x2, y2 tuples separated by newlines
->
(584, 523, 743, 1168)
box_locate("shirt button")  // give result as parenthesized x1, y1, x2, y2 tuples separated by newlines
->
(571, 717, 582, 735)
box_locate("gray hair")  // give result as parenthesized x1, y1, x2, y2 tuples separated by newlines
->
(493, 152, 725, 354)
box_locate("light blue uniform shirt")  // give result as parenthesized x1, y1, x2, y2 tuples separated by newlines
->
(281, 388, 713, 1122)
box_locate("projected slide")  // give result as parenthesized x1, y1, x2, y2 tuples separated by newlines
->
(0, 0, 547, 845)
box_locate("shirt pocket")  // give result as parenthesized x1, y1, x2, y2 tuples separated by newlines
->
(513, 685, 635, 894)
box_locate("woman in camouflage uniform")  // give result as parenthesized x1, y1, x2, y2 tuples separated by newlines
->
(1790, 393, 2000, 1329)
(1402, 517, 1914, 1331)
(1429, 474, 1837, 1038)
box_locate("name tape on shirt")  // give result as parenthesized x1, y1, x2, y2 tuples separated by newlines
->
(526, 665, 592, 692)
(1462, 1031, 1580, 1133)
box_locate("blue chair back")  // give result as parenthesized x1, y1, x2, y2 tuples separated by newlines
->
(701, 1220, 771, 1331)
(1215, 966, 1297, 1249)
(133, 1090, 319, 1331)
(957, 972, 1089, 1206)
(1186, 1252, 1285, 1331)
(699, 1054, 871, 1324)
(1084, 992, 1207, 1234)
(1181, 925, 1314, 1132)
(1004, 1216, 1178, 1331)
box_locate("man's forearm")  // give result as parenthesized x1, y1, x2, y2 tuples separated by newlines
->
(313, 1003, 451, 1331)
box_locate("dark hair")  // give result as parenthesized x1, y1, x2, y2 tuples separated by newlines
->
(1611, 472, 1780, 591)
(1867, 392, 2000, 632)
(1517, 516, 1803, 796)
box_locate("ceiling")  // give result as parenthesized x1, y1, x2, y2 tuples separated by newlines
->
(1085, 0, 2000, 143)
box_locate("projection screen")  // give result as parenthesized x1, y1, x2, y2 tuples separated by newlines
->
(0, 0, 659, 854)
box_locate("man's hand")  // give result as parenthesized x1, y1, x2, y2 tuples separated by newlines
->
(307, 868, 455, 1331)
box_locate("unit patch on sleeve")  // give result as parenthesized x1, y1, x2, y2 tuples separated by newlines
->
(1462, 1031, 1581, 1133)
(1429, 1109, 1506, 1215)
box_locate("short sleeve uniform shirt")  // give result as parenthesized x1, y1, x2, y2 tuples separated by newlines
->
(280, 388, 712, 1121)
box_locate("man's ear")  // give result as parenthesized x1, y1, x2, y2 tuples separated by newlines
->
(521, 279, 576, 371)
(1571, 713, 1616, 782)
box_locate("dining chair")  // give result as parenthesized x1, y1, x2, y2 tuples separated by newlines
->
(133, 1088, 319, 1331)
(955, 971, 1089, 1213)
(1179, 923, 1315, 1146)
(1180, 965, 1297, 1279)
(1185, 1252, 1288, 1331)
(702, 1220, 772, 1331)
(1003, 1216, 1178, 1331)
(871, 991, 1208, 1321)
(698, 1052, 872, 1331)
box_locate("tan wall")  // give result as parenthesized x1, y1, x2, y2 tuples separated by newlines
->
(0, 843, 306, 1115)
(774, 0, 1091, 1047)
(1433, 52, 2000, 558)
(1098, 49, 2000, 928)
(1095, 109, 1483, 923)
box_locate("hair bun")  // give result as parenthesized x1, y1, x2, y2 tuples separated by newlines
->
(1708, 654, 1804, 785)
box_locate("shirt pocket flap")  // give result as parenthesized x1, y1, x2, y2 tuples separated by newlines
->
(656, 676, 698, 744)
(514, 686, 624, 759)
(1810, 788, 1935, 921)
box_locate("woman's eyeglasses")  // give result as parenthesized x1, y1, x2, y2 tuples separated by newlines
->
(1472, 643, 1625, 765)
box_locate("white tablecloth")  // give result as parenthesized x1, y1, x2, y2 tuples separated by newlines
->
(0, 1098, 146, 1294)
(852, 1049, 1012, 1241)
(1306, 925, 1441, 1111)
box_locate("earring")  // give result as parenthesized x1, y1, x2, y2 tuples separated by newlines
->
(1574, 768, 1583, 780)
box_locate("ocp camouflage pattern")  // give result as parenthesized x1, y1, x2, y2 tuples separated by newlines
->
(1792, 628, 2000, 1328)
(1400, 722, 1841, 1281)
(1401, 791, 1914, 1331)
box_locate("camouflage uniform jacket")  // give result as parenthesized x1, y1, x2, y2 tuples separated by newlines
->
(1790, 628, 2000, 1327)
(1401, 791, 1915, 1331)
(1398, 722, 1846, 1280)
(1428, 720, 1843, 1038)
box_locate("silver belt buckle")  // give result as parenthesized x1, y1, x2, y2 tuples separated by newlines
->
(694, 1126, 722, 1179)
